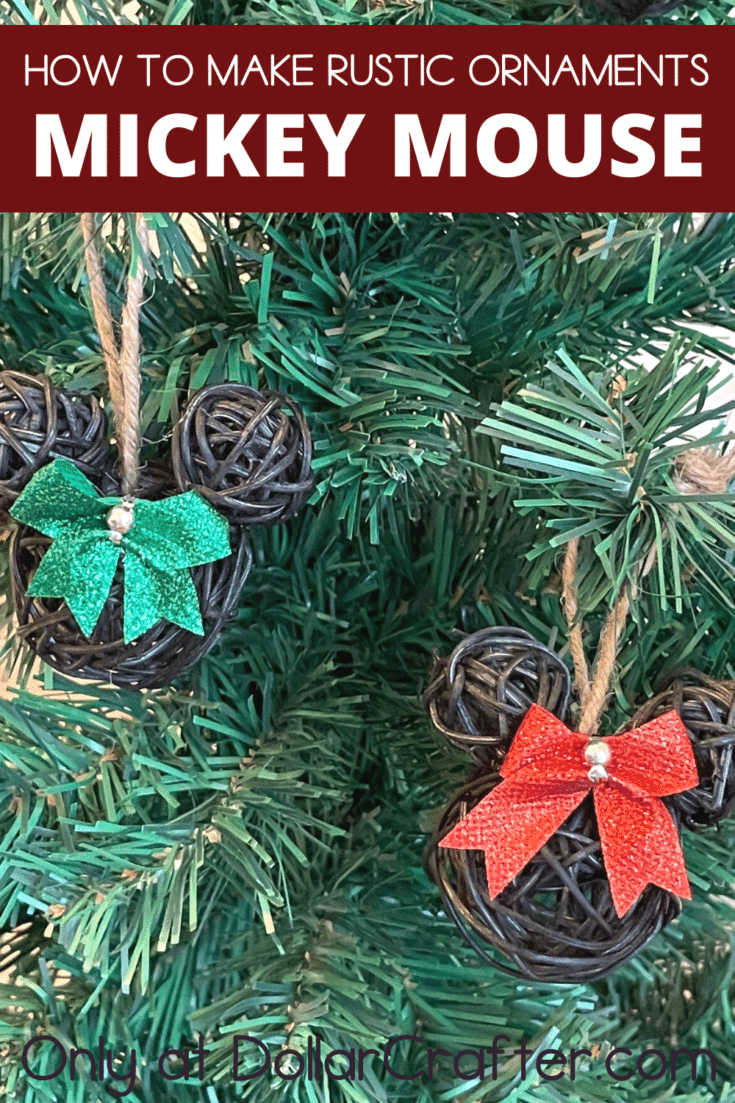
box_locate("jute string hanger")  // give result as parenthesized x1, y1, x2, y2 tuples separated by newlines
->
(561, 535, 632, 737)
(80, 212, 148, 499)
(561, 443, 735, 737)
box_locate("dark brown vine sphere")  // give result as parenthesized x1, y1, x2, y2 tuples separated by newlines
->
(9, 469, 252, 690)
(171, 384, 313, 526)
(425, 627, 571, 765)
(0, 370, 107, 510)
(426, 770, 681, 984)
(632, 671, 735, 830)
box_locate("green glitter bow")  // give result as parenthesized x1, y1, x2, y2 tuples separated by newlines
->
(10, 459, 232, 644)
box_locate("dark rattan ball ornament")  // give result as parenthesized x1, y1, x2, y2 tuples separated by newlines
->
(631, 670, 735, 830)
(426, 769, 681, 983)
(0, 370, 107, 510)
(425, 627, 571, 765)
(9, 471, 252, 690)
(171, 384, 313, 526)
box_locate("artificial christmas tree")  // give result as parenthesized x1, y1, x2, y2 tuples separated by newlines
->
(2, 0, 729, 26)
(1, 211, 735, 1103)
(426, 355, 735, 983)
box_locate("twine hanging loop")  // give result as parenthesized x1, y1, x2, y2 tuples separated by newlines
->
(561, 538, 634, 737)
(80, 213, 148, 497)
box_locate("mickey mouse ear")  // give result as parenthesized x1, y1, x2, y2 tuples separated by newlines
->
(425, 627, 571, 765)
(631, 670, 735, 830)
(171, 383, 313, 526)
(0, 370, 107, 511)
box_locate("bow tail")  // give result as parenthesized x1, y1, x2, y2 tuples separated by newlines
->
(594, 784, 691, 918)
(123, 556, 205, 643)
(440, 780, 589, 899)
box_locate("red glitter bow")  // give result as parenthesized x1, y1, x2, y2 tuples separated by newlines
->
(439, 703, 699, 917)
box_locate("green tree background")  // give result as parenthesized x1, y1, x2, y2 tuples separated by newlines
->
(0, 210, 735, 1102)
(3, 0, 733, 27)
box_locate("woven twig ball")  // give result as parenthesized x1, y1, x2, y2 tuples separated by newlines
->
(9, 469, 252, 690)
(0, 371, 107, 510)
(426, 769, 681, 983)
(631, 670, 735, 830)
(171, 384, 313, 526)
(425, 627, 571, 765)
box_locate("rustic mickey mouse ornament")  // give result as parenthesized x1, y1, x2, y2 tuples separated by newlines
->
(426, 463, 735, 983)
(7, 214, 312, 689)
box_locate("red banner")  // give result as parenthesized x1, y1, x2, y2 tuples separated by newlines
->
(1, 25, 730, 210)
